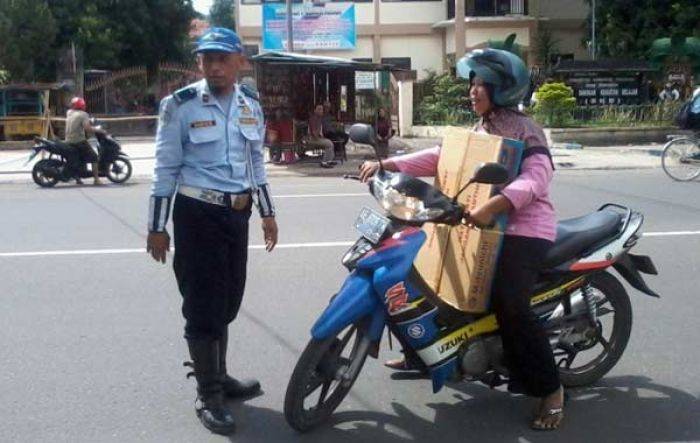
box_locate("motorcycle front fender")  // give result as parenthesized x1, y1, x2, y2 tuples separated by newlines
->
(311, 271, 386, 341)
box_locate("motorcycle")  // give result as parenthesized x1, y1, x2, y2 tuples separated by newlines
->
(283, 124, 660, 432)
(28, 129, 132, 188)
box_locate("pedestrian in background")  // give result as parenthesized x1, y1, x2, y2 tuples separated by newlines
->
(659, 82, 681, 102)
(146, 27, 278, 436)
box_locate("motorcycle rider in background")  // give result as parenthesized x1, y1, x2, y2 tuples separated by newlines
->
(65, 97, 105, 185)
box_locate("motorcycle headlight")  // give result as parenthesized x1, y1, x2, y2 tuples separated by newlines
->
(377, 187, 445, 222)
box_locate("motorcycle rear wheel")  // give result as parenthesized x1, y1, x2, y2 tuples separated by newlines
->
(556, 272, 632, 387)
(284, 323, 370, 432)
(32, 159, 60, 188)
(106, 157, 132, 183)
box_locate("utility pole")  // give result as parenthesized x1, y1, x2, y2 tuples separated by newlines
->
(455, 0, 465, 65)
(591, 0, 596, 60)
(286, 0, 294, 52)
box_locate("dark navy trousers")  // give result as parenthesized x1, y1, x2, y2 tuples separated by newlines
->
(173, 194, 251, 340)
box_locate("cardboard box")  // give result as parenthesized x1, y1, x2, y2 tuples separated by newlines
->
(413, 127, 523, 312)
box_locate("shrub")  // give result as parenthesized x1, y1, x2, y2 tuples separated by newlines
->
(533, 82, 576, 127)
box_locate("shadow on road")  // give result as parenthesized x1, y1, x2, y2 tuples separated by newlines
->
(225, 375, 699, 443)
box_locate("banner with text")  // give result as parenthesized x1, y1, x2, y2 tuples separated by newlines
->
(262, 2, 356, 51)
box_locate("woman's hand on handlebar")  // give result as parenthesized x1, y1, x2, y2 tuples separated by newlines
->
(359, 161, 380, 183)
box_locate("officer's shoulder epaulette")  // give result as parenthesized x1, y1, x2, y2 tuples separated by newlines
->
(173, 86, 198, 104)
(240, 84, 259, 102)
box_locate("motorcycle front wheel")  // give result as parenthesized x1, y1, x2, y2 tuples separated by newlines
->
(32, 159, 60, 188)
(284, 322, 370, 432)
(106, 157, 132, 183)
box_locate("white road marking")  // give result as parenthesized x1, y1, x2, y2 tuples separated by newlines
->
(0, 241, 356, 258)
(1, 231, 699, 258)
(642, 231, 700, 237)
(275, 193, 367, 199)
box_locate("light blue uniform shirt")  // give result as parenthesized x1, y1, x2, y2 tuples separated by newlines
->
(151, 79, 268, 198)
(147, 80, 274, 231)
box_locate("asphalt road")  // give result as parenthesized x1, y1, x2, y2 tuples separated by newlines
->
(1, 168, 699, 443)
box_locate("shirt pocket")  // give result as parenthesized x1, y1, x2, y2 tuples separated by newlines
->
(186, 126, 225, 166)
(239, 125, 261, 142)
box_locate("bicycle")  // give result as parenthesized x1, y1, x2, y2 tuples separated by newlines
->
(661, 132, 700, 181)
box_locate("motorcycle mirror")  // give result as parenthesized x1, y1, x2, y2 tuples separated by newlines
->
(348, 123, 384, 173)
(348, 123, 377, 147)
(471, 162, 509, 185)
(453, 162, 509, 202)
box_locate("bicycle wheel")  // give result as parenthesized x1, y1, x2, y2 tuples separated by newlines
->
(661, 137, 700, 181)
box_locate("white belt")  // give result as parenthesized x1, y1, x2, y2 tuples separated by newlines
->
(178, 185, 251, 209)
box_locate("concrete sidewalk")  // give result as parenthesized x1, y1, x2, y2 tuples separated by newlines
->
(0, 136, 665, 184)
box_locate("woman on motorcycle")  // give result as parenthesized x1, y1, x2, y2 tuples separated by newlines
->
(359, 48, 563, 431)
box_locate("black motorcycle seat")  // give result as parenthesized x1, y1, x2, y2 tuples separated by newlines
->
(542, 209, 623, 268)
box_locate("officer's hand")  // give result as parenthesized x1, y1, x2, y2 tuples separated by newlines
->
(262, 217, 278, 252)
(147, 231, 170, 264)
(359, 161, 380, 183)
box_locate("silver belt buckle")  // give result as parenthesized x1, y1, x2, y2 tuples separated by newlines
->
(198, 189, 224, 205)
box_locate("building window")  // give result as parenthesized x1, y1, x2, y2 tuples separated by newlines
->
(448, 0, 528, 19)
(382, 0, 441, 3)
(248, 0, 372, 4)
(243, 44, 260, 57)
(381, 57, 411, 70)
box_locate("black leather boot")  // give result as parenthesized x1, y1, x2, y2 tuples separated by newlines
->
(219, 329, 261, 398)
(185, 339, 236, 435)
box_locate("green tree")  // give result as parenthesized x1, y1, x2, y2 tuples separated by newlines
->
(416, 71, 474, 125)
(0, 0, 58, 82)
(649, 36, 700, 74)
(586, 0, 700, 59)
(534, 25, 559, 70)
(209, 0, 235, 31)
(49, 0, 197, 73)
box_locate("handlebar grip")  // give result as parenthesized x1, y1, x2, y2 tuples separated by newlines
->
(343, 175, 362, 181)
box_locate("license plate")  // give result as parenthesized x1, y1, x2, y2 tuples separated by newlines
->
(354, 207, 390, 244)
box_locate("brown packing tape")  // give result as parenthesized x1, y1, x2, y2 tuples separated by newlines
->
(413, 223, 451, 293)
(435, 127, 472, 198)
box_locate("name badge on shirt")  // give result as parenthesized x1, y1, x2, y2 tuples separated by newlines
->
(239, 117, 258, 126)
(190, 120, 216, 129)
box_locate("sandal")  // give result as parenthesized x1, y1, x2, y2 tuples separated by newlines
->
(384, 356, 427, 373)
(531, 407, 564, 431)
(531, 386, 565, 431)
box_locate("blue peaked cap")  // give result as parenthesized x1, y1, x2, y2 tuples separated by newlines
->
(194, 27, 243, 54)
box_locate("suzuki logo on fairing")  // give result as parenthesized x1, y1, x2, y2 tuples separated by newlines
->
(438, 331, 470, 354)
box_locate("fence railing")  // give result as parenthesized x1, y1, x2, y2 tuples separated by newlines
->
(413, 102, 683, 128)
(564, 103, 683, 127)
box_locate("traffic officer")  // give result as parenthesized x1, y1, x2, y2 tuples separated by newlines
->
(146, 27, 278, 436)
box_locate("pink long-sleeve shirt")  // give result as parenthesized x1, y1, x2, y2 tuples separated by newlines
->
(390, 108, 557, 242)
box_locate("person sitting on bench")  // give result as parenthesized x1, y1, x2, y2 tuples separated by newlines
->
(307, 104, 336, 168)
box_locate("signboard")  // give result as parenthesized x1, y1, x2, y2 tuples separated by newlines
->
(263, 2, 356, 51)
(566, 73, 644, 105)
(355, 71, 378, 90)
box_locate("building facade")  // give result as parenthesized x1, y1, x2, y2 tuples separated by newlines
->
(237, 0, 592, 80)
